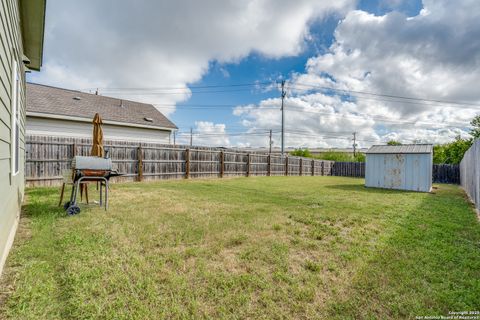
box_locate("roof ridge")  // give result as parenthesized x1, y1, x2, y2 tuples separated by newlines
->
(370, 143, 433, 146)
(367, 144, 433, 154)
(27, 82, 158, 108)
(27, 82, 82, 94)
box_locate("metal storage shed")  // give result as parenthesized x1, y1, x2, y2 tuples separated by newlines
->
(365, 144, 433, 192)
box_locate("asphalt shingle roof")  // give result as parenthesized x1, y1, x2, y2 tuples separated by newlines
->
(366, 144, 433, 154)
(26, 83, 177, 130)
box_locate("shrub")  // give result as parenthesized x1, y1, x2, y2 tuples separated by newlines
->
(290, 148, 312, 157)
(433, 137, 472, 164)
(314, 151, 365, 163)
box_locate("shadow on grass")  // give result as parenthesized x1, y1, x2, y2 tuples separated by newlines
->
(24, 187, 69, 219)
(324, 183, 417, 195)
(327, 184, 480, 319)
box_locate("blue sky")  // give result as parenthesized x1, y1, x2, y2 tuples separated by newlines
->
(171, 16, 339, 133)
(170, 0, 424, 141)
(29, 0, 479, 148)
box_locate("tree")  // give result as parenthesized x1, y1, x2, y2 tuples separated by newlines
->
(470, 115, 480, 139)
(387, 140, 402, 146)
(290, 148, 312, 157)
(353, 153, 366, 163)
(433, 136, 472, 164)
(313, 151, 365, 162)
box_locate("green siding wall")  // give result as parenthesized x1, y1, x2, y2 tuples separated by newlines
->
(0, 0, 27, 275)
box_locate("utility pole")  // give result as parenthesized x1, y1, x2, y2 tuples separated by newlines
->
(269, 129, 273, 154)
(280, 80, 286, 155)
(190, 128, 193, 147)
(352, 132, 357, 157)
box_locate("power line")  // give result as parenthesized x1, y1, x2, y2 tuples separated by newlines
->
(281, 106, 469, 128)
(190, 127, 193, 147)
(352, 132, 357, 156)
(269, 129, 273, 153)
(158, 100, 470, 128)
(174, 125, 465, 145)
(174, 132, 423, 146)
(176, 128, 356, 136)
(81, 80, 480, 109)
(177, 132, 274, 137)
(173, 107, 469, 129)
(291, 82, 480, 109)
(176, 128, 416, 144)
(98, 87, 268, 95)
(289, 85, 480, 111)
(80, 82, 272, 91)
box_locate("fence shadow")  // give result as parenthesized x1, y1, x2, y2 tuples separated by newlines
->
(325, 183, 417, 195)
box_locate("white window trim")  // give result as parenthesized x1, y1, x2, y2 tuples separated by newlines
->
(11, 59, 20, 176)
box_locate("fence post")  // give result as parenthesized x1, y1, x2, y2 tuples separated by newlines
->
(72, 143, 76, 157)
(312, 159, 315, 176)
(137, 145, 143, 181)
(321, 161, 325, 176)
(185, 148, 190, 179)
(220, 151, 224, 178)
(285, 156, 289, 176)
(299, 158, 303, 176)
(267, 154, 271, 176)
(246, 153, 250, 177)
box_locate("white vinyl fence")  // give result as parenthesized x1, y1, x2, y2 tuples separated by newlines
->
(460, 139, 480, 211)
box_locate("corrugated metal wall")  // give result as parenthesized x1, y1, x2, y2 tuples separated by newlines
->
(365, 153, 432, 192)
(460, 139, 480, 211)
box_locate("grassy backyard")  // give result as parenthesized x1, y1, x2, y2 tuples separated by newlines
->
(1, 176, 479, 319)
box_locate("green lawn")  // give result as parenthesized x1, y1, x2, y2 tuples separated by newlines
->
(1, 177, 479, 319)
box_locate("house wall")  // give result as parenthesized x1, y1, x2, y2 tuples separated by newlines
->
(26, 116, 172, 144)
(365, 153, 432, 192)
(0, 0, 26, 275)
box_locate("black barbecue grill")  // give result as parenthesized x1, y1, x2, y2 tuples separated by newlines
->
(64, 156, 122, 215)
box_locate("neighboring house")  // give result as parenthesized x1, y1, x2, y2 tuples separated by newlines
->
(1, 0, 46, 275)
(26, 83, 177, 144)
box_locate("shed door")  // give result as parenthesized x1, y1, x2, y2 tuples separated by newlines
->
(384, 154, 405, 189)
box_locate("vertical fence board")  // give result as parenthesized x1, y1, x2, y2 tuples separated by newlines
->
(460, 140, 480, 211)
(137, 145, 143, 182)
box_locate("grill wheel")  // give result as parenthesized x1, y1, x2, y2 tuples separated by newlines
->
(66, 205, 81, 215)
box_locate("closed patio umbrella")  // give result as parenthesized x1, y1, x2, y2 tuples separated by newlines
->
(91, 113, 104, 157)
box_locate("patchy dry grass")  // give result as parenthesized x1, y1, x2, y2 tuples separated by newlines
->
(1, 177, 479, 319)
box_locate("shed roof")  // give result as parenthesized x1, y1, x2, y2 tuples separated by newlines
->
(366, 144, 433, 154)
(26, 83, 177, 130)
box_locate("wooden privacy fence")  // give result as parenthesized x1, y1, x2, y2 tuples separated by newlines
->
(25, 136, 335, 187)
(25, 136, 461, 187)
(432, 164, 460, 184)
(331, 162, 365, 178)
(323, 162, 459, 183)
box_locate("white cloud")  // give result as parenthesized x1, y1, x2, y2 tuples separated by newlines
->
(176, 121, 230, 147)
(28, 0, 354, 116)
(233, 0, 478, 148)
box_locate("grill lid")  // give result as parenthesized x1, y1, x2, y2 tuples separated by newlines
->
(72, 156, 113, 170)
